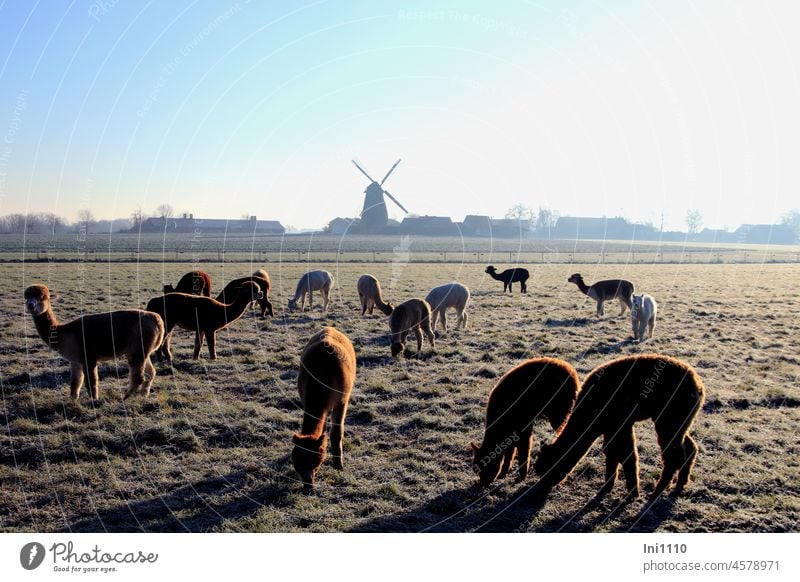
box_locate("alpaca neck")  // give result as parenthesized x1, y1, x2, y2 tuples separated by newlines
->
(301, 410, 327, 438)
(547, 420, 597, 480)
(573, 278, 590, 295)
(32, 309, 61, 351)
(224, 293, 254, 321)
(375, 296, 391, 314)
(487, 271, 503, 281)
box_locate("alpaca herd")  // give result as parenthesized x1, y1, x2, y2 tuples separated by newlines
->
(23, 262, 693, 504)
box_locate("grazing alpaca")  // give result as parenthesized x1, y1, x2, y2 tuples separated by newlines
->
(389, 298, 435, 357)
(292, 327, 356, 493)
(534, 354, 704, 500)
(485, 265, 529, 293)
(146, 282, 261, 361)
(471, 358, 580, 487)
(357, 274, 393, 316)
(24, 284, 164, 400)
(216, 269, 274, 317)
(163, 271, 212, 297)
(288, 270, 335, 312)
(567, 273, 634, 316)
(631, 293, 657, 342)
(425, 282, 470, 333)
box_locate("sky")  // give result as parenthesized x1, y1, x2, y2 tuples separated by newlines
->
(0, 0, 798, 231)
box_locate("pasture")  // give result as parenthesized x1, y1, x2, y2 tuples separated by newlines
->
(1, 258, 798, 532)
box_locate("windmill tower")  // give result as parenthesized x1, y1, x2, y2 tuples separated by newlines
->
(352, 159, 409, 233)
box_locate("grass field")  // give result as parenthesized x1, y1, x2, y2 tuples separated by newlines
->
(1, 258, 798, 532)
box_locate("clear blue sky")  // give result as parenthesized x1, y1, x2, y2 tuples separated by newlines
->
(1, 0, 799, 230)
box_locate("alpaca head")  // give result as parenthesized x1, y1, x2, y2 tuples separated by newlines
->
(381, 302, 394, 316)
(484, 265, 496, 275)
(533, 441, 559, 478)
(24, 284, 52, 316)
(391, 340, 404, 357)
(470, 442, 504, 487)
(631, 294, 644, 313)
(567, 273, 583, 285)
(292, 433, 328, 493)
(162, 284, 175, 294)
(287, 297, 298, 311)
(237, 281, 263, 303)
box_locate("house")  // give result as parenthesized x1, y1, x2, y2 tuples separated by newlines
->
(138, 214, 285, 235)
(399, 215, 460, 236)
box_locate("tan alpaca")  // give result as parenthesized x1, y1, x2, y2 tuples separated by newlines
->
(24, 284, 164, 400)
(146, 282, 261, 361)
(534, 354, 704, 500)
(292, 327, 356, 493)
(288, 270, 335, 312)
(357, 274, 393, 316)
(216, 269, 274, 317)
(425, 282, 470, 333)
(388, 298, 435, 357)
(471, 357, 580, 486)
(631, 293, 657, 342)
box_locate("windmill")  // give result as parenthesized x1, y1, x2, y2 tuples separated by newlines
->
(351, 158, 408, 233)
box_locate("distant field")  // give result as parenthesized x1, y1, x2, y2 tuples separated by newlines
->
(1, 259, 798, 533)
(1, 233, 798, 264)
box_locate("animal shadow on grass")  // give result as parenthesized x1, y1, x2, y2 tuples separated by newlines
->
(66, 464, 291, 532)
(579, 338, 634, 358)
(543, 317, 592, 328)
(348, 483, 550, 533)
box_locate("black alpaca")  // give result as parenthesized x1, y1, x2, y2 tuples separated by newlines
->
(485, 265, 529, 293)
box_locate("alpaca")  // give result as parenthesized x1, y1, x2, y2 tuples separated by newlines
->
(24, 284, 164, 400)
(485, 265, 529, 293)
(534, 354, 704, 500)
(631, 293, 657, 342)
(292, 327, 356, 493)
(389, 298, 435, 357)
(425, 282, 470, 333)
(163, 270, 212, 297)
(471, 358, 580, 486)
(288, 270, 334, 312)
(216, 269, 274, 317)
(146, 282, 261, 361)
(567, 273, 634, 316)
(357, 274, 393, 316)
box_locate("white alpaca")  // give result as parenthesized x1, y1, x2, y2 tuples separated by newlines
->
(425, 282, 470, 333)
(631, 293, 657, 342)
(288, 270, 335, 312)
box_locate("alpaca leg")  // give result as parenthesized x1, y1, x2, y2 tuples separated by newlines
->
(620, 428, 641, 498)
(439, 309, 448, 333)
(330, 401, 349, 470)
(422, 319, 435, 351)
(515, 429, 534, 482)
(69, 362, 85, 401)
(459, 309, 468, 330)
(521, 280, 527, 293)
(322, 289, 329, 312)
(651, 437, 685, 501)
(597, 301, 604, 316)
(308, 290, 313, 310)
(84, 363, 99, 400)
(618, 297, 627, 316)
(193, 330, 203, 359)
(125, 357, 145, 400)
(601, 433, 621, 494)
(413, 327, 423, 354)
(163, 330, 174, 363)
(140, 358, 156, 397)
(360, 293, 366, 315)
(498, 447, 517, 479)
(206, 330, 217, 359)
(672, 435, 698, 495)
(648, 315, 656, 339)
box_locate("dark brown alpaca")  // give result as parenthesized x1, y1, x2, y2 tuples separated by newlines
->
(216, 269, 273, 317)
(24, 284, 164, 400)
(146, 282, 262, 361)
(389, 298, 435, 357)
(292, 327, 356, 493)
(471, 358, 580, 487)
(534, 354, 704, 500)
(163, 270, 212, 297)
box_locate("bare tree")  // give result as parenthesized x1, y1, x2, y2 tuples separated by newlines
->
(155, 204, 175, 221)
(535, 206, 555, 237)
(505, 203, 533, 222)
(780, 209, 800, 237)
(131, 207, 146, 228)
(77, 209, 95, 225)
(686, 209, 703, 234)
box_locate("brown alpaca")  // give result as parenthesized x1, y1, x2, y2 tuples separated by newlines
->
(471, 358, 580, 487)
(388, 298, 435, 357)
(216, 269, 273, 317)
(24, 284, 164, 400)
(163, 270, 212, 297)
(534, 354, 705, 500)
(357, 274, 393, 316)
(292, 327, 356, 493)
(146, 282, 262, 361)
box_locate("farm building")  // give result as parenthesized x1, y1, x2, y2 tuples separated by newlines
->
(138, 214, 285, 235)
